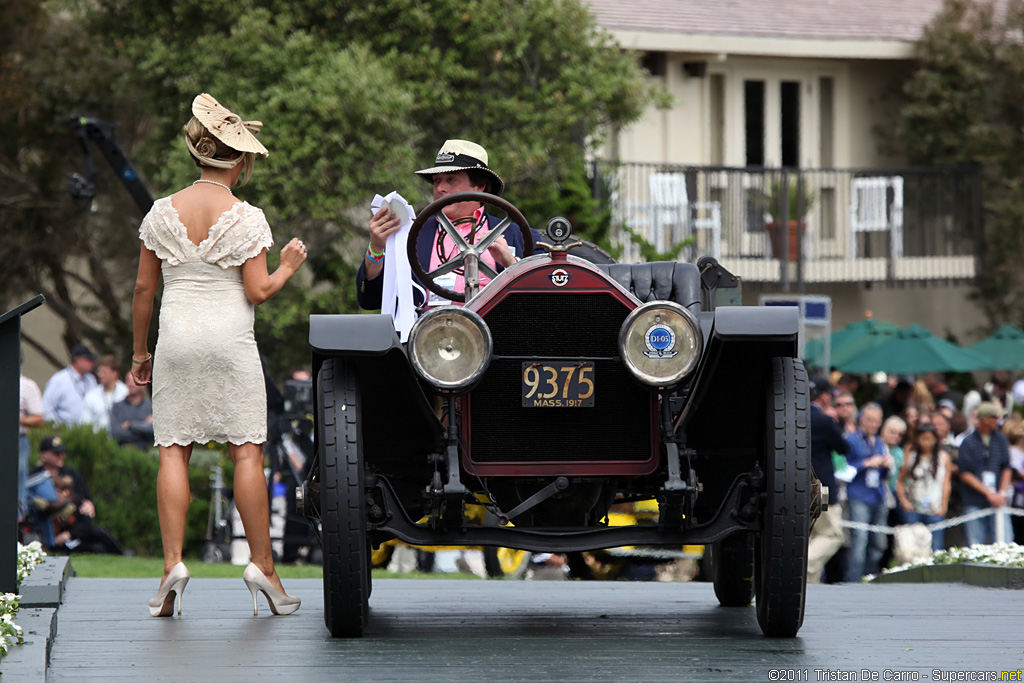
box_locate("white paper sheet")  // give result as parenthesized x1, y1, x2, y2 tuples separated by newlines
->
(371, 191, 417, 342)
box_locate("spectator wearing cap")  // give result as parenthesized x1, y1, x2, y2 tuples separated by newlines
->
(843, 401, 894, 582)
(24, 435, 84, 549)
(82, 354, 128, 432)
(356, 139, 541, 310)
(41, 343, 98, 425)
(956, 401, 1014, 545)
(19, 365, 45, 517)
(26, 435, 121, 554)
(807, 377, 849, 583)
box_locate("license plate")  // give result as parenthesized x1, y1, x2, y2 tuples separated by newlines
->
(522, 361, 594, 407)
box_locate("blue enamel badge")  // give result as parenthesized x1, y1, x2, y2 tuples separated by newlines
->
(644, 325, 678, 358)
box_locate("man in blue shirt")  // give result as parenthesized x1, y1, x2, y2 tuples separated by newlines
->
(844, 401, 893, 582)
(41, 343, 98, 425)
(957, 402, 1014, 545)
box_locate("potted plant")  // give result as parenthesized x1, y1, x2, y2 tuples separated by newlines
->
(762, 175, 816, 261)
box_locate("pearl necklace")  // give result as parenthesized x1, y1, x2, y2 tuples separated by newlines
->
(192, 179, 234, 195)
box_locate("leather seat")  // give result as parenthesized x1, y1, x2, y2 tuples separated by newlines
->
(593, 262, 702, 314)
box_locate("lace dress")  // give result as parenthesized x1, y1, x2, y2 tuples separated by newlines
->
(139, 197, 274, 447)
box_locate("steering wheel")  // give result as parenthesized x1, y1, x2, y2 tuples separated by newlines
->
(407, 191, 534, 303)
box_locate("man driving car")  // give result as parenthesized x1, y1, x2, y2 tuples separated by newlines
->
(356, 139, 538, 309)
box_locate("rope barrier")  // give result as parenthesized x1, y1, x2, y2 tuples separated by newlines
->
(605, 547, 702, 560)
(840, 506, 1024, 536)
(600, 508, 1023, 561)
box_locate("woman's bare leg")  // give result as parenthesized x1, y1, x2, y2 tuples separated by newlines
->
(228, 441, 287, 593)
(156, 443, 193, 581)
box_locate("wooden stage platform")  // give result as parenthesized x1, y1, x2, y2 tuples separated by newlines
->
(23, 574, 1024, 681)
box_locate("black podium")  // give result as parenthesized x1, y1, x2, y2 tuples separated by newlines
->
(1, 294, 45, 594)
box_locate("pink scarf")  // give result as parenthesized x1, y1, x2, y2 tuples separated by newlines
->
(427, 205, 497, 295)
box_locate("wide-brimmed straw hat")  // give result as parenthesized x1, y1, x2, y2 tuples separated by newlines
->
(414, 139, 504, 196)
(190, 93, 268, 158)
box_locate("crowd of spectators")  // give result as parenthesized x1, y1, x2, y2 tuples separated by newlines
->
(18, 342, 152, 554)
(809, 370, 1024, 583)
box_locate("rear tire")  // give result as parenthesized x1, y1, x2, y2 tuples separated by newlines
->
(754, 357, 811, 637)
(319, 358, 370, 638)
(709, 532, 755, 607)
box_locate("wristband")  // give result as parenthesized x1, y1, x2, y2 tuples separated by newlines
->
(366, 245, 385, 263)
(132, 353, 152, 365)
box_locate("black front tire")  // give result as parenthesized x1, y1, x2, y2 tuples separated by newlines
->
(754, 357, 811, 637)
(709, 532, 755, 607)
(319, 358, 370, 638)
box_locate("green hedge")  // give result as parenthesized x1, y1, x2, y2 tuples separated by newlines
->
(27, 426, 235, 558)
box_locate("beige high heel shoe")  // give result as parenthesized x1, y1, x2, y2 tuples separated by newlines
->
(148, 562, 190, 617)
(242, 562, 301, 616)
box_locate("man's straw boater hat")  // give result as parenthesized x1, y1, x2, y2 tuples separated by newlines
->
(414, 139, 504, 196)
(186, 93, 269, 166)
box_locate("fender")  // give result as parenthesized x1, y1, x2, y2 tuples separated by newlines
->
(309, 314, 443, 474)
(309, 313, 400, 355)
(712, 305, 799, 344)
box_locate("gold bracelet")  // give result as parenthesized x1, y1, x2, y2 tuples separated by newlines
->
(132, 353, 152, 365)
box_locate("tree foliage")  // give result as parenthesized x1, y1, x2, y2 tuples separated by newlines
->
(895, 0, 1024, 329)
(0, 1, 150, 366)
(4, 0, 654, 379)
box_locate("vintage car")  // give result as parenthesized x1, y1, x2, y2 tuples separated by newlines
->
(298, 192, 822, 639)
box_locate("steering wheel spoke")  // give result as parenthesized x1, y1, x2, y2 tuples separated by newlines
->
(426, 256, 465, 280)
(406, 191, 533, 304)
(478, 261, 500, 280)
(474, 216, 512, 252)
(436, 213, 473, 253)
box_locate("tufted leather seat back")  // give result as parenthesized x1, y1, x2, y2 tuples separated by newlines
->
(593, 262, 702, 314)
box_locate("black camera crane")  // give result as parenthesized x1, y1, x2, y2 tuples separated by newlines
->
(67, 116, 153, 214)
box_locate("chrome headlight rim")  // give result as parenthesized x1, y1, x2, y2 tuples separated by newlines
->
(618, 300, 703, 389)
(408, 306, 493, 394)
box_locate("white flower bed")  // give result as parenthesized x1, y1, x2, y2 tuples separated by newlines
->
(1, 542, 46, 658)
(867, 542, 1024, 582)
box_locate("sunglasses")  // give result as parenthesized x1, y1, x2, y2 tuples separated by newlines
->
(836, 401, 855, 407)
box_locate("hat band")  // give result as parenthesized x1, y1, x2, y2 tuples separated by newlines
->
(432, 152, 487, 170)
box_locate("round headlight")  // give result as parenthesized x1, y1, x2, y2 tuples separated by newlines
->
(618, 301, 703, 389)
(409, 307, 492, 393)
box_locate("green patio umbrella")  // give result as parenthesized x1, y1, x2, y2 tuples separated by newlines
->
(965, 324, 1024, 370)
(803, 319, 902, 369)
(836, 324, 993, 374)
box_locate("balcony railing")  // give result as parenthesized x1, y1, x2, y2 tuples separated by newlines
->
(589, 163, 983, 287)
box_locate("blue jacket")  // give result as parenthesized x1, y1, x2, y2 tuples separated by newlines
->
(811, 403, 848, 493)
(355, 214, 541, 310)
(844, 429, 889, 507)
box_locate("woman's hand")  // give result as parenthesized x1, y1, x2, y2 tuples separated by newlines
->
(132, 357, 152, 386)
(369, 206, 401, 255)
(280, 237, 308, 272)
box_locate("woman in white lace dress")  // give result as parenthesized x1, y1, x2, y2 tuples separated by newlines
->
(131, 94, 306, 618)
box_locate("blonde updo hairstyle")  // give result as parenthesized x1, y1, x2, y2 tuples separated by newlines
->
(183, 117, 256, 186)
